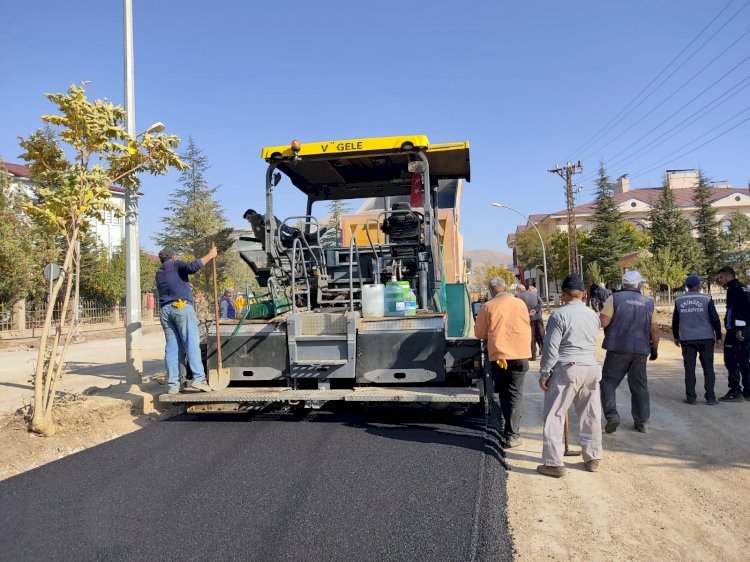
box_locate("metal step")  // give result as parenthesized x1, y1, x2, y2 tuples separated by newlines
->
(159, 386, 481, 404)
(294, 335, 348, 341)
(293, 359, 348, 366)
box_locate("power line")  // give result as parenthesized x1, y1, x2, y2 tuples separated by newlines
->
(579, 32, 750, 163)
(630, 106, 750, 179)
(577, 72, 750, 183)
(566, 0, 744, 160)
(598, 75, 750, 174)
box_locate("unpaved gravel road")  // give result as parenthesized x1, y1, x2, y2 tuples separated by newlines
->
(507, 335, 750, 561)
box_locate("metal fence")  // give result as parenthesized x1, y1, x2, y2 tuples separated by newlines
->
(1, 297, 159, 332)
(0, 303, 12, 331)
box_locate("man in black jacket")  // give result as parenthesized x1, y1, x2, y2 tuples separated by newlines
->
(716, 266, 750, 401)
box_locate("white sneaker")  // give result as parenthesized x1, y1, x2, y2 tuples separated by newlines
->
(188, 380, 212, 392)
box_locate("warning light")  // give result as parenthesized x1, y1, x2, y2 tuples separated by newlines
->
(291, 139, 301, 153)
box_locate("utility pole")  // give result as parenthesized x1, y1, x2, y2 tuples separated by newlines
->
(123, 0, 143, 384)
(549, 161, 583, 274)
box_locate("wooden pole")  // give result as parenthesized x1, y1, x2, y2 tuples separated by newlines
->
(211, 244, 223, 372)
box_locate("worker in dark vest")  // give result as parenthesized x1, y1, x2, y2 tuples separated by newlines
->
(716, 266, 750, 401)
(672, 275, 722, 405)
(599, 270, 659, 434)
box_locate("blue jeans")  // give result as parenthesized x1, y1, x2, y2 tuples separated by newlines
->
(160, 303, 205, 390)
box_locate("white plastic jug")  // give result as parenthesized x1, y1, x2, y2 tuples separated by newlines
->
(362, 284, 385, 318)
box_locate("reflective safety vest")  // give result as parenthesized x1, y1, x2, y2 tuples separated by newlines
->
(602, 289, 654, 355)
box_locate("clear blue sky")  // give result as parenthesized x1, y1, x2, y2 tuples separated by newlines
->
(2, 0, 749, 253)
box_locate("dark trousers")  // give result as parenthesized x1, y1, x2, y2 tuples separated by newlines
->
(724, 332, 750, 395)
(531, 319, 545, 358)
(681, 339, 716, 401)
(601, 351, 650, 425)
(491, 359, 529, 439)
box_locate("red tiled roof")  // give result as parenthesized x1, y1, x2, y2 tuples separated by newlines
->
(528, 213, 549, 222)
(2, 162, 128, 194)
(548, 186, 750, 217)
(1, 162, 31, 177)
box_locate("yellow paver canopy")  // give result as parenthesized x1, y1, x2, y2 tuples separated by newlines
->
(260, 135, 470, 199)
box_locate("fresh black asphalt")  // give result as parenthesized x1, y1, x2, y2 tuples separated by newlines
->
(0, 406, 513, 562)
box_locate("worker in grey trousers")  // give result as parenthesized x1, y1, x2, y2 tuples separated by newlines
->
(537, 274, 603, 478)
(671, 274, 722, 405)
(600, 270, 660, 434)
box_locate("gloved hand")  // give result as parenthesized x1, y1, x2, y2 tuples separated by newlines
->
(496, 359, 508, 370)
(649, 346, 658, 361)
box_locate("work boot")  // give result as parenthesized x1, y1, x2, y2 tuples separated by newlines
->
(584, 460, 600, 472)
(504, 436, 524, 449)
(719, 390, 743, 402)
(706, 397, 719, 405)
(186, 380, 212, 392)
(683, 398, 697, 405)
(166, 387, 180, 395)
(744, 393, 750, 401)
(634, 423, 648, 433)
(536, 465, 565, 478)
(604, 418, 619, 434)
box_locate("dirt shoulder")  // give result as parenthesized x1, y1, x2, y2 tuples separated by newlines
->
(507, 334, 750, 561)
(0, 384, 182, 482)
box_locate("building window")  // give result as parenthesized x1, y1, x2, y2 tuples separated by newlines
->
(720, 220, 731, 234)
(101, 211, 120, 227)
(630, 202, 637, 208)
(736, 196, 741, 202)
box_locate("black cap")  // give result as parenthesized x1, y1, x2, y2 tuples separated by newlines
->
(158, 248, 175, 263)
(562, 273, 585, 291)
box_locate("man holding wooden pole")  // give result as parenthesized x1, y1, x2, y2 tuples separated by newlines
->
(537, 274, 603, 478)
(155, 245, 218, 394)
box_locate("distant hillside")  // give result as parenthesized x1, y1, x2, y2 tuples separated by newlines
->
(464, 249, 513, 268)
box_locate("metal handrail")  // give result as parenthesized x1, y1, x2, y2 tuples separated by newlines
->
(290, 237, 311, 312)
(277, 215, 323, 272)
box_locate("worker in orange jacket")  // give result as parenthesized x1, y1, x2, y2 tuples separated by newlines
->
(475, 277, 532, 448)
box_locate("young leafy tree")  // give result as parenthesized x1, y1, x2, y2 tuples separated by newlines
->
(468, 264, 515, 294)
(637, 247, 688, 302)
(0, 161, 51, 304)
(153, 137, 236, 311)
(585, 163, 645, 285)
(648, 175, 699, 271)
(79, 240, 160, 305)
(692, 169, 722, 288)
(19, 83, 185, 436)
(722, 211, 750, 283)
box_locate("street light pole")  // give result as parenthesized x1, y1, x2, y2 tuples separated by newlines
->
(492, 202, 550, 306)
(123, 0, 143, 384)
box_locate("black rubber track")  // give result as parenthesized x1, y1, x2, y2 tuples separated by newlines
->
(0, 406, 513, 562)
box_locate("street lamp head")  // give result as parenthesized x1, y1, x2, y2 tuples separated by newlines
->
(491, 202, 504, 208)
(144, 121, 165, 134)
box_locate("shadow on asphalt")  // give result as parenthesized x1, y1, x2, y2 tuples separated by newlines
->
(165, 403, 509, 467)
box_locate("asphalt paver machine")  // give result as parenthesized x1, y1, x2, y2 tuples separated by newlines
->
(161, 135, 488, 412)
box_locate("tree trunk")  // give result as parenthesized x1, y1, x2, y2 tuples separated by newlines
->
(30, 227, 79, 436)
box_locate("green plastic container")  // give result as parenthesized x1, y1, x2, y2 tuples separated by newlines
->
(384, 281, 406, 317)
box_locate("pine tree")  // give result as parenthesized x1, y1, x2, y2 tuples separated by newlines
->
(321, 200, 352, 247)
(648, 175, 698, 272)
(153, 137, 235, 308)
(692, 169, 722, 287)
(585, 163, 644, 284)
